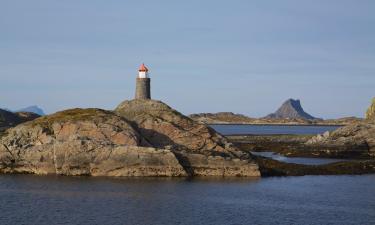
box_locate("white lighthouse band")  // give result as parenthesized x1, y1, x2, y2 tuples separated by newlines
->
(138, 63, 149, 78)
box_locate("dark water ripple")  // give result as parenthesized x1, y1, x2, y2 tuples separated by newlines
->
(0, 175, 374, 225)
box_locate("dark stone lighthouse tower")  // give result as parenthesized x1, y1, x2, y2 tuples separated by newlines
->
(135, 63, 151, 99)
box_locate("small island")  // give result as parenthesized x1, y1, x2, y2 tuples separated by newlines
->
(0, 64, 260, 177)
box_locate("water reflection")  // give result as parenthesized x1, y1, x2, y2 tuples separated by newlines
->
(210, 124, 340, 135)
(251, 151, 350, 165)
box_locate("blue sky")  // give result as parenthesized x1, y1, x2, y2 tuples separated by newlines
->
(0, 0, 374, 118)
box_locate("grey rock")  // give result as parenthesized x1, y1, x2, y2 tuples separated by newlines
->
(323, 131, 330, 138)
(306, 121, 375, 156)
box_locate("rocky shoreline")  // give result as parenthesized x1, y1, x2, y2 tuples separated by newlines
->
(226, 96, 375, 176)
(229, 134, 375, 176)
(227, 118, 375, 176)
(228, 134, 372, 159)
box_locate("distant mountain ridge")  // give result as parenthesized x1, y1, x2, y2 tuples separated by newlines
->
(265, 99, 317, 120)
(16, 105, 45, 116)
(189, 99, 364, 125)
(0, 109, 40, 131)
(1, 105, 45, 116)
(0, 109, 21, 128)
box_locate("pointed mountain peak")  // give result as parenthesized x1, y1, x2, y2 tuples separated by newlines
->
(265, 98, 317, 120)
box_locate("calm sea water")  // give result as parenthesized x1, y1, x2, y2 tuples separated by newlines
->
(251, 151, 351, 165)
(210, 124, 341, 135)
(1, 125, 373, 225)
(0, 175, 374, 225)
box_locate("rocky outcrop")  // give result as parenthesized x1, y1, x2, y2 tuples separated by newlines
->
(115, 100, 234, 155)
(265, 99, 318, 120)
(0, 105, 260, 177)
(366, 98, 375, 120)
(304, 97, 375, 158)
(306, 121, 375, 157)
(115, 99, 260, 176)
(0, 108, 186, 176)
(0, 143, 187, 177)
(0, 109, 187, 176)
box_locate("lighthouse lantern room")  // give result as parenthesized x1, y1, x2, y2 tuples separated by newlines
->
(135, 63, 151, 100)
(138, 63, 149, 78)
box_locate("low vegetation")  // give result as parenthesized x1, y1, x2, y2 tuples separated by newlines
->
(255, 156, 375, 176)
(28, 108, 116, 128)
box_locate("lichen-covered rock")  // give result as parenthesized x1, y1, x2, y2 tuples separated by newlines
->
(0, 107, 260, 177)
(11, 108, 145, 146)
(366, 98, 375, 120)
(0, 108, 183, 176)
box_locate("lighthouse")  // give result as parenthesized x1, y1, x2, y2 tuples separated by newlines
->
(135, 63, 151, 99)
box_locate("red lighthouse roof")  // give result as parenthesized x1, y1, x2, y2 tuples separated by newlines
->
(138, 63, 148, 72)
